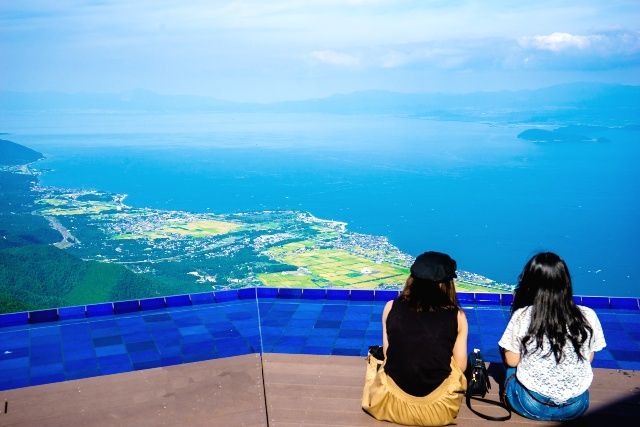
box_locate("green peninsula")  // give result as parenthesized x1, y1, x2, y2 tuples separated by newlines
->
(0, 138, 514, 313)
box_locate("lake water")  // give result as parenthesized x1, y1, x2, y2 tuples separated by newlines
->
(3, 112, 639, 296)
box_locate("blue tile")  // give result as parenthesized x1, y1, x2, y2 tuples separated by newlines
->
(58, 306, 86, 320)
(257, 287, 278, 298)
(215, 290, 238, 302)
(182, 342, 215, 355)
(302, 289, 326, 299)
(457, 293, 474, 304)
(339, 329, 365, 338)
(326, 289, 349, 300)
(113, 300, 140, 314)
(30, 362, 63, 376)
(318, 311, 345, 321)
(238, 288, 257, 299)
(342, 320, 369, 330)
(572, 296, 583, 305)
(365, 330, 381, 341)
(332, 348, 360, 356)
(288, 318, 318, 328)
(350, 290, 374, 301)
(343, 311, 370, 321)
(29, 309, 59, 323)
(273, 344, 304, 353)
(291, 310, 320, 320)
(307, 336, 336, 346)
(30, 326, 60, 337)
(206, 320, 235, 333)
(93, 335, 123, 347)
(374, 290, 399, 301)
(262, 317, 290, 327)
(592, 359, 619, 369)
(609, 297, 638, 310)
(1, 366, 30, 380)
(310, 327, 339, 337)
(179, 325, 209, 337)
(31, 350, 62, 365)
(173, 314, 201, 327)
(101, 364, 134, 375)
(66, 358, 98, 372)
(64, 347, 96, 361)
(190, 292, 215, 305)
(130, 349, 160, 363)
(0, 377, 30, 391)
(30, 373, 66, 386)
(609, 348, 640, 361)
(475, 293, 501, 305)
(0, 357, 29, 369)
(182, 352, 215, 363)
(278, 288, 303, 299)
(581, 296, 609, 309)
(95, 344, 127, 357)
(144, 313, 172, 323)
(159, 356, 183, 367)
(86, 303, 114, 317)
(315, 320, 341, 329)
(500, 293, 514, 306)
(122, 331, 153, 344)
(301, 346, 332, 355)
(277, 336, 306, 347)
(140, 297, 166, 311)
(126, 341, 157, 352)
(335, 337, 363, 348)
(165, 294, 192, 307)
(284, 327, 313, 337)
(0, 312, 29, 327)
(227, 311, 256, 321)
(97, 354, 132, 369)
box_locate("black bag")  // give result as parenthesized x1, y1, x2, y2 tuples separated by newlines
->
(368, 345, 385, 361)
(465, 349, 511, 421)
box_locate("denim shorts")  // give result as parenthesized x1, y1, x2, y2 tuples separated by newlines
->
(504, 368, 589, 421)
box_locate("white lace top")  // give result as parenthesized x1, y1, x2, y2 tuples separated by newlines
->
(498, 305, 606, 403)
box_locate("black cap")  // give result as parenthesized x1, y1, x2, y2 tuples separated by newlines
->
(410, 251, 457, 282)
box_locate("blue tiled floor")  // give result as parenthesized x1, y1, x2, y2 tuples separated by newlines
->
(1, 297, 640, 391)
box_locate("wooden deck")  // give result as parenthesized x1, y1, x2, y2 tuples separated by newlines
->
(1, 353, 638, 426)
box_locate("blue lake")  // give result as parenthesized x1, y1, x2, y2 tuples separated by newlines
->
(3, 112, 639, 296)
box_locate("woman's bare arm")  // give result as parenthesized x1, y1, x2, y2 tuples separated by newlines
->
(382, 300, 393, 358)
(503, 350, 521, 367)
(453, 309, 468, 371)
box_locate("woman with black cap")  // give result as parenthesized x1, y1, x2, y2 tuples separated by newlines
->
(362, 251, 468, 426)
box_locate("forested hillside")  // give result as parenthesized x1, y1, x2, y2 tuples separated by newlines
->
(0, 138, 43, 165)
(0, 138, 179, 313)
(0, 245, 171, 312)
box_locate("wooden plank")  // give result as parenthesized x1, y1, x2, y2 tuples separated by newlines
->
(0, 354, 267, 427)
(0, 352, 637, 426)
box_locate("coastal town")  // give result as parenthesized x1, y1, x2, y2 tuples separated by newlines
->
(33, 186, 515, 294)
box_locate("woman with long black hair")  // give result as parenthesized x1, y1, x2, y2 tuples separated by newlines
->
(362, 251, 468, 426)
(499, 252, 606, 421)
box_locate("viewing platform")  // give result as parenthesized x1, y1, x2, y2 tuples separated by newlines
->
(1, 288, 639, 425)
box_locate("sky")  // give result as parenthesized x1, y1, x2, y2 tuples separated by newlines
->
(1, 0, 640, 102)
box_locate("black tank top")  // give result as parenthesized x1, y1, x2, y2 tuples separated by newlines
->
(384, 298, 458, 397)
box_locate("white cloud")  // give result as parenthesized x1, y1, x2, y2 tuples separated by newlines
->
(310, 50, 360, 67)
(519, 32, 599, 52)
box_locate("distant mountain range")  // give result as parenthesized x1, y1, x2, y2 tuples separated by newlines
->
(1, 83, 639, 125)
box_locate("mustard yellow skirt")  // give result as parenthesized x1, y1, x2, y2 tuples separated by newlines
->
(361, 354, 467, 426)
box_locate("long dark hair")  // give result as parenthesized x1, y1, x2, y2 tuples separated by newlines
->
(512, 252, 592, 363)
(400, 276, 459, 312)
